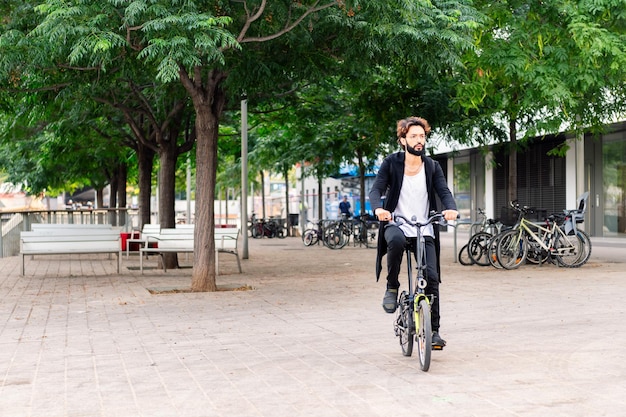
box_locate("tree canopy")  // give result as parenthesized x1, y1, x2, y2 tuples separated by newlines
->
(4, 1, 623, 291)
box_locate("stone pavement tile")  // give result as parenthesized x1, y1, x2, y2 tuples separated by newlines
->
(0, 235, 624, 416)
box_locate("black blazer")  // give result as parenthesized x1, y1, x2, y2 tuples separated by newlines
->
(369, 152, 457, 281)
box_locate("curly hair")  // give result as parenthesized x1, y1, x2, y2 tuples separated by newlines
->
(396, 116, 431, 145)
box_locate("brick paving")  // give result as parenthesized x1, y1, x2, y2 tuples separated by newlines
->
(0, 233, 624, 416)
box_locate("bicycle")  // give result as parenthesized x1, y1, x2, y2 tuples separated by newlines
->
(302, 219, 342, 248)
(458, 208, 503, 266)
(352, 214, 378, 249)
(326, 215, 353, 249)
(392, 212, 454, 372)
(250, 217, 286, 239)
(496, 202, 592, 269)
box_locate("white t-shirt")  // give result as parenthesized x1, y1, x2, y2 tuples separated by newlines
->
(395, 169, 433, 238)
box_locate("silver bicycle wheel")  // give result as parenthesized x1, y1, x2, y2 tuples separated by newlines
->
(416, 298, 432, 372)
(554, 230, 592, 267)
(496, 229, 528, 270)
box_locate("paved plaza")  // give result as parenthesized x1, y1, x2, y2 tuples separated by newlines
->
(0, 232, 624, 416)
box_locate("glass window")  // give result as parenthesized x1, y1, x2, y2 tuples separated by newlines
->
(454, 158, 471, 219)
(603, 132, 626, 237)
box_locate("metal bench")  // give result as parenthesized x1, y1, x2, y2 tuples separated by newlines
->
(139, 228, 194, 273)
(139, 227, 242, 274)
(215, 228, 242, 274)
(20, 229, 121, 275)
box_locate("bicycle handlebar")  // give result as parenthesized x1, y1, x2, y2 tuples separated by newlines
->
(391, 211, 458, 228)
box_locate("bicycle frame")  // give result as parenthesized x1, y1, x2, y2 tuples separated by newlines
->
(392, 212, 452, 371)
(516, 218, 552, 251)
(404, 235, 431, 341)
(401, 232, 426, 305)
(511, 216, 577, 256)
(497, 202, 591, 269)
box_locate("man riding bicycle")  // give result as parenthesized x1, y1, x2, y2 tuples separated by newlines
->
(369, 116, 458, 348)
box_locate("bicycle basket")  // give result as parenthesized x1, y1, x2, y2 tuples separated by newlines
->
(499, 207, 518, 227)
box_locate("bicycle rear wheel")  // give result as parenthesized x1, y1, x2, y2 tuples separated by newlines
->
(554, 230, 592, 267)
(497, 229, 528, 270)
(415, 298, 432, 372)
(395, 292, 413, 357)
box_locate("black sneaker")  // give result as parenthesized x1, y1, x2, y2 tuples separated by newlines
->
(432, 332, 446, 349)
(382, 289, 398, 313)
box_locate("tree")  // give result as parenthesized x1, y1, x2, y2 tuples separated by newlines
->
(2, 0, 482, 292)
(452, 0, 626, 202)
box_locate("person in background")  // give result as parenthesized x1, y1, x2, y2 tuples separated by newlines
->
(338, 195, 352, 219)
(368, 116, 458, 349)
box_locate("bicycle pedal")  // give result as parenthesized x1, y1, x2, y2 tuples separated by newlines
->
(432, 345, 444, 351)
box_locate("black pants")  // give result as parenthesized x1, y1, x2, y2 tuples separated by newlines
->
(384, 225, 441, 332)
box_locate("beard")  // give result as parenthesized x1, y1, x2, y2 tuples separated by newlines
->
(405, 145, 424, 157)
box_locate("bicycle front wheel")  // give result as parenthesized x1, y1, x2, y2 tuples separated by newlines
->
(251, 223, 263, 239)
(325, 223, 347, 249)
(302, 230, 318, 246)
(467, 232, 492, 266)
(497, 229, 528, 270)
(415, 298, 432, 372)
(487, 234, 503, 269)
(458, 244, 474, 266)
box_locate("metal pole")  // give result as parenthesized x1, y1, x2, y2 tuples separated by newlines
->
(186, 156, 192, 223)
(241, 97, 249, 259)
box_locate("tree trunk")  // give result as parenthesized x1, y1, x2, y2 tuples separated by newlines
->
(508, 117, 518, 204)
(117, 162, 128, 227)
(96, 188, 104, 208)
(158, 142, 180, 270)
(190, 106, 218, 291)
(110, 171, 118, 209)
(357, 149, 366, 218)
(181, 68, 226, 292)
(109, 169, 119, 226)
(137, 143, 156, 228)
(317, 176, 323, 219)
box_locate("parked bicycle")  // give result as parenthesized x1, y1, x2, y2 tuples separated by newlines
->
(352, 214, 378, 249)
(302, 219, 342, 248)
(392, 212, 455, 372)
(496, 200, 591, 269)
(324, 215, 353, 249)
(250, 216, 286, 239)
(458, 208, 503, 266)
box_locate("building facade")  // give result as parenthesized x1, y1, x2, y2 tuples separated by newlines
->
(443, 121, 626, 238)
(298, 120, 626, 239)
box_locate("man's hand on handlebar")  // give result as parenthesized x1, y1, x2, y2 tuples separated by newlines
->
(375, 208, 392, 222)
(442, 210, 459, 222)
